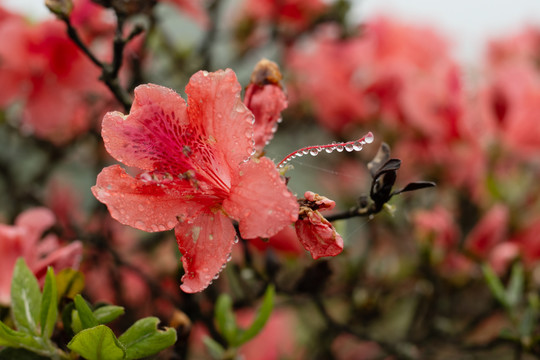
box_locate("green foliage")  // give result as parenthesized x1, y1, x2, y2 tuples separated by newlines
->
(0, 257, 177, 360)
(68, 325, 126, 360)
(210, 284, 275, 356)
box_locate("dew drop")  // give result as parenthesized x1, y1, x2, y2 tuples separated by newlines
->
(336, 145, 344, 152)
(325, 147, 334, 153)
(227, 254, 233, 262)
(345, 144, 354, 152)
(364, 132, 374, 144)
(234, 236, 239, 244)
(213, 273, 220, 280)
(352, 142, 363, 151)
(309, 148, 319, 156)
(295, 151, 304, 157)
(302, 149, 310, 155)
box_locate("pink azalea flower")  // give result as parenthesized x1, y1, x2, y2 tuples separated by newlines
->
(295, 191, 343, 259)
(240, 0, 326, 31)
(92, 69, 299, 293)
(0, 208, 83, 306)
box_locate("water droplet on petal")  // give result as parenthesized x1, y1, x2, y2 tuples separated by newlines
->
(345, 144, 354, 152)
(234, 236, 239, 244)
(325, 147, 334, 153)
(309, 148, 319, 156)
(336, 145, 344, 152)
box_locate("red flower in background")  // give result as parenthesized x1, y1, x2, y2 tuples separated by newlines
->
(296, 191, 343, 259)
(0, 208, 82, 305)
(92, 69, 299, 293)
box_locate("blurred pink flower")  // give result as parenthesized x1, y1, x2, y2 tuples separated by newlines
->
(0, 208, 82, 306)
(465, 204, 509, 258)
(240, 0, 326, 31)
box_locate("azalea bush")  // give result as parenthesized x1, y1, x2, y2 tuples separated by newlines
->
(2, 0, 540, 359)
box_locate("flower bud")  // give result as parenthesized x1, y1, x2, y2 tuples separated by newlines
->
(45, 0, 73, 19)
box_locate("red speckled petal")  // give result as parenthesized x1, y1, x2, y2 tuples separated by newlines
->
(92, 165, 209, 232)
(295, 211, 344, 260)
(102, 84, 192, 173)
(176, 210, 235, 293)
(244, 84, 287, 151)
(186, 69, 256, 168)
(223, 157, 299, 239)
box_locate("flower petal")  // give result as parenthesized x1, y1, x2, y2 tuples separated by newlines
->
(186, 69, 256, 168)
(175, 210, 235, 293)
(223, 157, 299, 239)
(101, 84, 191, 173)
(295, 211, 344, 260)
(92, 165, 209, 232)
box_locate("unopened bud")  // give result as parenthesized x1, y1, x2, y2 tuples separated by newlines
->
(250, 58, 283, 86)
(45, 0, 73, 18)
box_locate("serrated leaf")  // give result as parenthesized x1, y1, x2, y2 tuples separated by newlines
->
(73, 295, 99, 330)
(94, 306, 125, 325)
(40, 267, 57, 339)
(56, 269, 85, 300)
(202, 336, 225, 359)
(11, 258, 42, 335)
(68, 325, 125, 360)
(482, 263, 509, 308)
(234, 284, 275, 346)
(506, 262, 524, 307)
(118, 317, 176, 359)
(215, 294, 237, 344)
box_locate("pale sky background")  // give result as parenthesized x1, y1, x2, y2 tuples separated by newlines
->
(5, 0, 540, 64)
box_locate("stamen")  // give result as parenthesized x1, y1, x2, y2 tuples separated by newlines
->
(277, 132, 374, 169)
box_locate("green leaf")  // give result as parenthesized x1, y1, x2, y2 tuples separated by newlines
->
(506, 262, 524, 307)
(519, 307, 536, 338)
(482, 263, 509, 308)
(93, 306, 125, 325)
(234, 284, 275, 346)
(11, 258, 42, 335)
(215, 293, 237, 344)
(118, 317, 177, 360)
(56, 269, 85, 300)
(202, 336, 225, 359)
(40, 267, 57, 339)
(71, 309, 82, 334)
(68, 325, 125, 360)
(0, 321, 45, 354)
(73, 295, 99, 330)
(0, 347, 50, 360)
